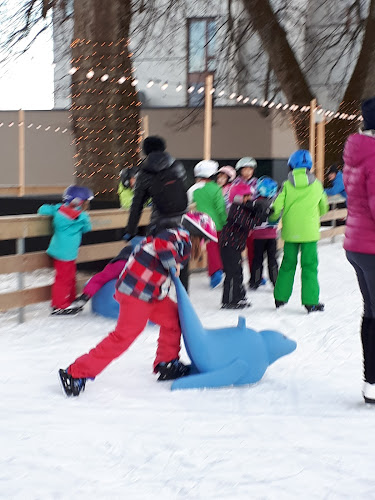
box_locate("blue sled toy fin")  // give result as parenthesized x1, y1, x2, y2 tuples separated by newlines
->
(171, 359, 248, 391)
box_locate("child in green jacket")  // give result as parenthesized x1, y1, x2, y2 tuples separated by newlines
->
(118, 167, 137, 209)
(269, 150, 329, 313)
(187, 160, 227, 288)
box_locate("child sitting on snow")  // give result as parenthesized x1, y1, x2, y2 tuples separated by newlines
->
(59, 212, 217, 397)
(38, 185, 93, 316)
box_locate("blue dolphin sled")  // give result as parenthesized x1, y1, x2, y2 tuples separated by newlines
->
(170, 271, 297, 391)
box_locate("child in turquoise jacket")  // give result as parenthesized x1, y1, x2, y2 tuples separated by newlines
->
(38, 185, 93, 315)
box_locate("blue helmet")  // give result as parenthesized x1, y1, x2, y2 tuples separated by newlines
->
(288, 149, 313, 170)
(257, 176, 278, 198)
(63, 185, 94, 205)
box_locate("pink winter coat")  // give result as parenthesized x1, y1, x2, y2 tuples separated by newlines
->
(343, 132, 375, 254)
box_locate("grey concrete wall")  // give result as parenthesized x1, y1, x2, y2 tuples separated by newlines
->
(0, 107, 297, 188)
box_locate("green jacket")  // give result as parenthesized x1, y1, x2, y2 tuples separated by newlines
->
(188, 181, 227, 231)
(118, 182, 134, 209)
(269, 168, 329, 242)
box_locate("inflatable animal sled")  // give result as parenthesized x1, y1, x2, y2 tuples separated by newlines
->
(170, 270, 297, 391)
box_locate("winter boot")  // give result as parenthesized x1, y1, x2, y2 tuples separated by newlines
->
(210, 270, 223, 289)
(155, 359, 190, 381)
(275, 300, 286, 309)
(362, 382, 375, 404)
(305, 303, 325, 313)
(69, 293, 91, 310)
(51, 307, 81, 316)
(59, 369, 86, 397)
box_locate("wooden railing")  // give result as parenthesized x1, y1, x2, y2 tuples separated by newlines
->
(0, 197, 347, 322)
(0, 207, 151, 321)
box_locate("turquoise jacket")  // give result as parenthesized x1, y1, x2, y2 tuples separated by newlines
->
(38, 203, 92, 261)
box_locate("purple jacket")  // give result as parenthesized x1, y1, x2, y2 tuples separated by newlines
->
(343, 132, 375, 254)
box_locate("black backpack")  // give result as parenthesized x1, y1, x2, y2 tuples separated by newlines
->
(149, 165, 188, 216)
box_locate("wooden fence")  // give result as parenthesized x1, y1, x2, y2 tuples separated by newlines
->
(0, 197, 346, 322)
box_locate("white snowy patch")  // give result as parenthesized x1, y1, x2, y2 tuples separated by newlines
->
(1, 235, 375, 499)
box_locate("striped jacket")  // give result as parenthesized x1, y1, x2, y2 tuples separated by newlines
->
(116, 227, 191, 302)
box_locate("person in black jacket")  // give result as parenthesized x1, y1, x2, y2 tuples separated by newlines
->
(124, 135, 190, 290)
(124, 136, 188, 238)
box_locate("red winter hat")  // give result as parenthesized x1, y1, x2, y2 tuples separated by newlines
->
(229, 183, 251, 203)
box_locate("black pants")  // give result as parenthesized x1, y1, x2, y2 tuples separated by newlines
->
(220, 245, 246, 305)
(250, 238, 278, 288)
(346, 251, 375, 383)
(346, 251, 375, 318)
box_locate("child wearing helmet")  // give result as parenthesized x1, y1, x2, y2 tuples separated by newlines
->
(228, 156, 258, 280)
(250, 176, 279, 290)
(118, 167, 138, 209)
(216, 165, 236, 211)
(58, 214, 217, 397)
(269, 150, 329, 313)
(187, 160, 227, 288)
(37, 185, 93, 315)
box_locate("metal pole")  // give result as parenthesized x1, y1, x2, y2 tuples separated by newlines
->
(203, 74, 213, 160)
(16, 237, 25, 323)
(309, 98, 316, 170)
(18, 109, 25, 197)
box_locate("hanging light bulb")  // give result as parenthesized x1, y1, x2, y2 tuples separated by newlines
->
(69, 67, 78, 75)
(218, 90, 225, 97)
(197, 86, 204, 94)
(187, 86, 195, 93)
(236, 95, 243, 102)
(86, 70, 94, 79)
(160, 81, 168, 91)
(251, 98, 258, 105)
(210, 88, 215, 95)
(176, 83, 183, 92)
(243, 97, 249, 104)
(131, 78, 138, 86)
(229, 93, 236, 99)
(118, 76, 126, 84)
(146, 80, 154, 88)
(100, 74, 109, 82)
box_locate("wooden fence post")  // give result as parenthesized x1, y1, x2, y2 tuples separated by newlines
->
(309, 99, 316, 168)
(204, 74, 213, 160)
(18, 109, 25, 197)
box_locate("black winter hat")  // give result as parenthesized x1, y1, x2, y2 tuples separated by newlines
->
(362, 97, 375, 131)
(143, 136, 166, 155)
(327, 164, 338, 175)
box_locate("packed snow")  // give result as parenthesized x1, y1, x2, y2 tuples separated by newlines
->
(1, 235, 374, 499)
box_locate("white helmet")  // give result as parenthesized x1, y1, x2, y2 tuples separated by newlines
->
(235, 157, 257, 171)
(194, 160, 219, 179)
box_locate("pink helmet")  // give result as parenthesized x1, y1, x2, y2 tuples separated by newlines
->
(218, 166, 236, 183)
(181, 212, 218, 243)
(229, 183, 252, 203)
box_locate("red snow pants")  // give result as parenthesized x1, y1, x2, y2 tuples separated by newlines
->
(68, 291, 182, 379)
(206, 232, 223, 277)
(51, 259, 76, 309)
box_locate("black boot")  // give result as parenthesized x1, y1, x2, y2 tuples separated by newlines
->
(360, 317, 375, 403)
(155, 359, 190, 381)
(305, 303, 325, 313)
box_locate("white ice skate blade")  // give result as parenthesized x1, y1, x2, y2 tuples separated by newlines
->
(363, 382, 375, 403)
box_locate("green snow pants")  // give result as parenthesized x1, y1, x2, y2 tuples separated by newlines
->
(274, 241, 320, 306)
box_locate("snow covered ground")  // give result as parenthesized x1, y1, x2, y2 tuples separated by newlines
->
(1, 235, 374, 499)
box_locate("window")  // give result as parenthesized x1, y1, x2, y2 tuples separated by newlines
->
(187, 18, 216, 106)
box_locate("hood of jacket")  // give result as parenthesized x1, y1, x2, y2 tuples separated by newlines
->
(287, 168, 316, 188)
(343, 131, 375, 169)
(142, 151, 175, 174)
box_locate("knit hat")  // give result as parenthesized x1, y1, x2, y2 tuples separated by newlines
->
(229, 183, 251, 204)
(327, 164, 338, 175)
(361, 97, 375, 131)
(143, 136, 166, 155)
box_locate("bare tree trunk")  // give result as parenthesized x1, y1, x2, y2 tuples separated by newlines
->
(71, 0, 140, 201)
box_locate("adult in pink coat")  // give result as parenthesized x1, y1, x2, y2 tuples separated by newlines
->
(343, 96, 375, 404)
